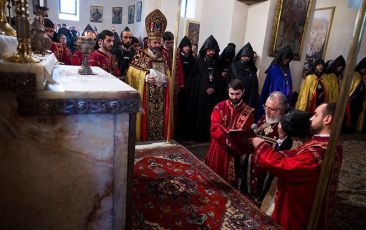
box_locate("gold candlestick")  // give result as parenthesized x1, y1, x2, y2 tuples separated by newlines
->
(0, 0, 16, 36)
(6, 0, 38, 63)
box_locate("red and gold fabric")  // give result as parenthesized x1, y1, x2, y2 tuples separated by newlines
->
(127, 48, 172, 141)
(88, 49, 120, 77)
(323, 73, 340, 103)
(49, 42, 72, 65)
(295, 74, 326, 114)
(254, 136, 343, 230)
(132, 144, 282, 229)
(205, 100, 254, 186)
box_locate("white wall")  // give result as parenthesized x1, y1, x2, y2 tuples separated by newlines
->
(199, 0, 235, 51)
(29, 0, 143, 37)
(229, 1, 247, 49)
(244, 2, 270, 58)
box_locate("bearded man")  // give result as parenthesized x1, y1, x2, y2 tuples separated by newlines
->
(205, 79, 254, 186)
(88, 30, 120, 77)
(241, 91, 288, 203)
(186, 35, 221, 142)
(126, 9, 172, 141)
(111, 27, 135, 81)
(251, 103, 343, 230)
(296, 59, 326, 114)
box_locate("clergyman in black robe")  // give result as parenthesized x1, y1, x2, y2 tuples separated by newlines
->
(175, 36, 196, 141)
(186, 35, 221, 142)
(230, 42, 258, 108)
(218, 43, 236, 101)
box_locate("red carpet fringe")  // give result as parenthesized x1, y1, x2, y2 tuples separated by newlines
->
(131, 144, 281, 229)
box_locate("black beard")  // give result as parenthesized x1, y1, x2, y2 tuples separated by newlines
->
(230, 98, 242, 106)
(122, 42, 131, 48)
(315, 69, 323, 77)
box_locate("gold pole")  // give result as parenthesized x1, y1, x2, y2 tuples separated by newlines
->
(6, 0, 38, 63)
(0, 0, 16, 36)
(166, 0, 182, 143)
(306, 1, 366, 229)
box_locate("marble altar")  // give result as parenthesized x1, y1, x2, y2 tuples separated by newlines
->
(0, 60, 140, 230)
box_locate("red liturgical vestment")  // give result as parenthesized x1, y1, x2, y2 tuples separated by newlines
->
(205, 100, 254, 186)
(254, 135, 343, 230)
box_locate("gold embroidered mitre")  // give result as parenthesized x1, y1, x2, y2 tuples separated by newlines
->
(145, 9, 167, 40)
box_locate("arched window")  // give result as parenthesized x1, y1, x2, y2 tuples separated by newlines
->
(59, 0, 79, 21)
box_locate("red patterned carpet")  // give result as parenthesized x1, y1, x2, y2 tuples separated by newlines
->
(131, 144, 281, 230)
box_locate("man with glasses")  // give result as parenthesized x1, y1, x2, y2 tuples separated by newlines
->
(241, 91, 288, 204)
(111, 27, 135, 81)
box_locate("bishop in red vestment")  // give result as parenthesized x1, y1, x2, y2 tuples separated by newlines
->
(241, 91, 288, 203)
(252, 103, 343, 230)
(206, 79, 254, 186)
(88, 30, 120, 77)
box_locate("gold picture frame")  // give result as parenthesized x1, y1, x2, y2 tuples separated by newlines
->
(269, 0, 313, 60)
(185, 20, 200, 45)
(305, 7, 335, 60)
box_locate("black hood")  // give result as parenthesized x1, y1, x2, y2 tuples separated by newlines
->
(179, 36, 192, 50)
(220, 43, 236, 62)
(199, 35, 220, 57)
(82, 24, 95, 36)
(326, 55, 345, 74)
(266, 45, 293, 73)
(355, 57, 366, 72)
(234, 42, 253, 61)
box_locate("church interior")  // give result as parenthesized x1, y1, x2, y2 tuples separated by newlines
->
(0, 0, 365, 229)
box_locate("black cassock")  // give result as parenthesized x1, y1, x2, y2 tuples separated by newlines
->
(186, 57, 221, 142)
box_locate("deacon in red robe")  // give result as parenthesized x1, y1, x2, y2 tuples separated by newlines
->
(252, 103, 343, 230)
(206, 79, 254, 186)
(49, 42, 72, 65)
(88, 30, 120, 77)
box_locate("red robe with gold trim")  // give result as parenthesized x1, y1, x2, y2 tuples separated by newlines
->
(49, 42, 72, 65)
(71, 50, 83, 66)
(241, 116, 279, 202)
(88, 49, 120, 77)
(254, 136, 343, 230)
(205, 100, 254, 186)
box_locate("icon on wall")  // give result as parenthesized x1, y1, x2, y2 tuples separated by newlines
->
(136, 1, 142, 22)
(112, 7, 122, 24)
(128, 5, 135, 24)
(90, 6, 103, 23)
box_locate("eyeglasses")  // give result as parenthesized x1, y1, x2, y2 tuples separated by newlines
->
(263, 105, 282, 112)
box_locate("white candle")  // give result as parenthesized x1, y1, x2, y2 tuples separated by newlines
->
(39, 0, 44, 7)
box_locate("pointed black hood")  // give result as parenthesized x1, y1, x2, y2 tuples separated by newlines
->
(355, 57, 366, 72)
(220, 43, 236, 61)
(325, 55, 345, 74)
(199, 35, 220, 57)
(123, 26, 130, 32)
(82, 24, 95, 36)
(179, 36, 192, 50)
(234, 42, 253, 61)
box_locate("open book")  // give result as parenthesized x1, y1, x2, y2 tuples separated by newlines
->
(218, 124, 255, 155)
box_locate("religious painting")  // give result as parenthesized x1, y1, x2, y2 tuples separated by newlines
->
(112, 7, 122, 24)
(136, 1, 142, 22)
(269, 0, 313, 60)
(128, 5, 135, 24)
(90, 6, 103, 23)
(186, 20, 200, 45)
(306, 7, 335, 60)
